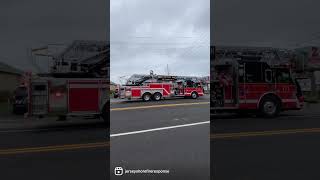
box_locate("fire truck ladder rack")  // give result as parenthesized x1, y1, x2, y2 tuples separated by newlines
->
(125, 75, 176, 86)
(214, 46, 281, 63)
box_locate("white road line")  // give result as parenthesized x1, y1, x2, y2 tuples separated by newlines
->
(110, 121, 210, 138)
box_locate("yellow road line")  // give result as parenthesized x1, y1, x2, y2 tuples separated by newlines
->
(0, 142, 109, 155)
(111, 102, 209, 111)
(211, 128, 320, 140)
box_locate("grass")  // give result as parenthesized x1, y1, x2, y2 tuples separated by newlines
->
(305, 100, 318, 103)
(0, 101, 12, 115)
(304, 97, 319, 103)
(0, 91, 12, 101)
(303, 93, 320, 103)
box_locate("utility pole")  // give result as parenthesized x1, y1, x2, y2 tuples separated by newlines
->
(119, 76, 126, 85)
(166, 64, 170, 75)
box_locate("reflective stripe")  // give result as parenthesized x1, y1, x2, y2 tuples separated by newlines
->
(224, 100, 234, 103)
(238, 99, 297, 103)
(186, 92, 204, 95)
(69, 84, 107, 88)
(131, 88, 170, 95)
(282, 99, 298, 103)
(239, 99, 258, 104)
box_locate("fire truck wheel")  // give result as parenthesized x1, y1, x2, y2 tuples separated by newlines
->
(152, 93, 162, 101)
(259, 96, 280, 118)
(142, 93, 152, 101)
(191, 92, 198, 99)
(57, 115, 67, 121)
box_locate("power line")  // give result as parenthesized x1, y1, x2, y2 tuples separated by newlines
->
(110, 41, 208, 46)
(178, 31, 209, 58)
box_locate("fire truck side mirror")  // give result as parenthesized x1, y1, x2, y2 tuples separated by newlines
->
(265, 69, 272, 83)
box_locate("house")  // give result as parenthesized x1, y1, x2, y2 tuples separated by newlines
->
(0, 62, 23, 100)
(110, 81, 118, 93)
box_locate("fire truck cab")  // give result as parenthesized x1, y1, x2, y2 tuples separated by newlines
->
(212, 47, 304, 117)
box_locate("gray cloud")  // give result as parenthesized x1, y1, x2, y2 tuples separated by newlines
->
(110, 0, 210, 83)
(0, 0, 108, 71)
(212, 0, 320, 48)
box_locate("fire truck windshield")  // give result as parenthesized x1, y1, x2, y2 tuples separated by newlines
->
(274, 68, 293, 84)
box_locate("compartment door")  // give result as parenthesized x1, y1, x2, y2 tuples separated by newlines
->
(30, 81, 49, 115)
(68, 82, 99, 113)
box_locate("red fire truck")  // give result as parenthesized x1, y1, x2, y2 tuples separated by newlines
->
(212, 46, 304, 117)
(14, 74, 109, 123)
(118, 75, 204, 101)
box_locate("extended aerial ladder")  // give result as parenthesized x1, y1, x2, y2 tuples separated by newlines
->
(29, 40, 109, 78)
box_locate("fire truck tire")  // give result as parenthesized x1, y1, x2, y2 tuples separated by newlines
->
(191, 92, 198, 99)
(152, 92, 162, 101)
(259, 96, 280, 118)
(58, 115, 67, 121)
(142, 93, 152, 101)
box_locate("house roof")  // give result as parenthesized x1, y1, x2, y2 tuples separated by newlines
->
(110, 81, 117, 85)
(0, 61, 23, 75)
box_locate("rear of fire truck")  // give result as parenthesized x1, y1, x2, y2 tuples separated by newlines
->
(24, 76, 109, 124)
(117, 74, 152, 101)
(117, 76, 174, 101)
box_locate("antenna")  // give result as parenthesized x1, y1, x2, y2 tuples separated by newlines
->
(28, 47, 43, 73)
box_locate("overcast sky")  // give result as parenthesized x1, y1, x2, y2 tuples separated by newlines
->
(212, 0, 320, 48)
(110, 0, 210, 84)
(0, 0, 108, 72)
(2, 0, 320, 78)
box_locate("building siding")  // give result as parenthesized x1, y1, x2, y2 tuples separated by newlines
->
(0, 72, 21, 93)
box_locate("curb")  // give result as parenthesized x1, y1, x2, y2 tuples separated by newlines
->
(110, 101, 125, 104)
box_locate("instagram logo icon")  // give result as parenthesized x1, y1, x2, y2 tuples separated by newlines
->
(114, 167, 124, 176)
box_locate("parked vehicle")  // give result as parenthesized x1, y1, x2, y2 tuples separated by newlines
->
(12, 85, 28, 115)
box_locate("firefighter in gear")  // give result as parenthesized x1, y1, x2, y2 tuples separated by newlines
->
(217, 71, 233, 106)
(218, 71, 232, 87)
(177, 81, 184, 95)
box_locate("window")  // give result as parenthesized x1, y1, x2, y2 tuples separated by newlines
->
(34, 85, 46, 91)
(265, 69, 272, 83)
(71, 63, 78, 71)
(186, 80, 194, 87)
(275, 69, 292, 83)
(244, 62, 263, 83)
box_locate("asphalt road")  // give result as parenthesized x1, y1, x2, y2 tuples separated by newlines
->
(212, 103, 320, 180)
(3, 97, 319, 180)
(110, 96, 210, 180)
(0, 119, 109, 180)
